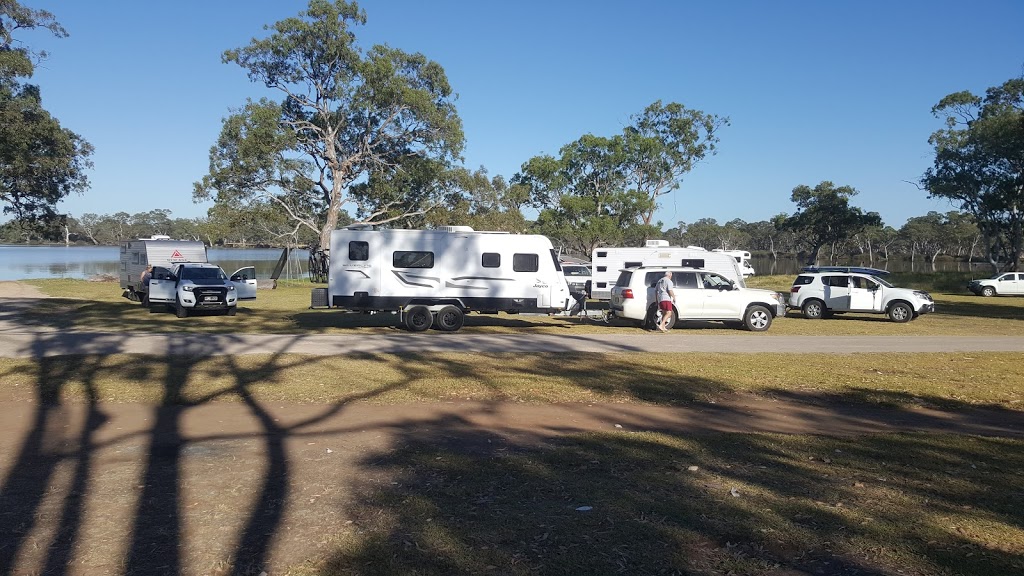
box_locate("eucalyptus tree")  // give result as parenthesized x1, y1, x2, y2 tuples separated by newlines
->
(921, 78, 1024, 270)
(194, 0, 464, 249)
(784, 181, 881, 265)
(1, 1, 93, 223)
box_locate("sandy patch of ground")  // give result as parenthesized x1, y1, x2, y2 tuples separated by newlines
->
(0, 281, 48, 299)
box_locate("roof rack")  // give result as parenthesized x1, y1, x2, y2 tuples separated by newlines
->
(801, 266, 891, 276)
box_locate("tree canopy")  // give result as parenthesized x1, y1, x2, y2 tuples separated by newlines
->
(194, 0, 464, 249)
(0, 1, 93, 224)
(784, 181, 881, 265)
(921, 77, 1024, 271)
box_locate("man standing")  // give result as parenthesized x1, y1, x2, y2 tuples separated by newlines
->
(655, 270, 676, 332)
(139, 265, 153, 306)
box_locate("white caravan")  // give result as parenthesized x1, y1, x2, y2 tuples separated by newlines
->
(326, 226, 571, 331)
(589, 240, 746, 300)
(712, 249, 756, 277)
(119, 237, 257, 306)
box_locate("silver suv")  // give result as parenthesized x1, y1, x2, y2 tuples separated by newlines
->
(609, 266, 786, 331)
(788, 270, 934, 322)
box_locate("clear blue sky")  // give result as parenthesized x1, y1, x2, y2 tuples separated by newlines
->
(22, 0, 1024, 229)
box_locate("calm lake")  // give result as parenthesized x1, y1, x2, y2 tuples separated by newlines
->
(0, 245, 311, 282)
(0, 245, 995, 282)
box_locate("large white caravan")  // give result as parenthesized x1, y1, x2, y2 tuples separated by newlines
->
(325, 226, 571, 331)
(712, 249, 756, 277)
(590, 240, 745, 300)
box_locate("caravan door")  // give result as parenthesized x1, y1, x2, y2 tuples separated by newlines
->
(230, 266, 258, 300)
(148, 266, 177, 304)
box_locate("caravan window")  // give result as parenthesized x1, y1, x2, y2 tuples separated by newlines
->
(394, 251, 434, 269)
(513, 253, 539, 272)
(481, 253, 500, 268)
(680, 258, 705, 268)
(131, 252, 140, 265)
(625, 261, 642, 269)
(349, 241, 369, 261)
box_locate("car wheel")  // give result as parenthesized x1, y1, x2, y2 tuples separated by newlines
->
(644, 304, 676, 330)
(888, 302, 913, 323)
(801, 299, 825, 320)
(433, 305, 464, 332)
(226, 306, 237, 316)
(175, 298, 188, 318)
(744, 305, 772, 332)
(404, 305, 432, 332)
(982, 286, 996, 297)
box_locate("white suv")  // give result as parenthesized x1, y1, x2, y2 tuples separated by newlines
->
(967, 273, 1023, 297)
(788, 270, 934, 322)
(609, 266, 786, 331)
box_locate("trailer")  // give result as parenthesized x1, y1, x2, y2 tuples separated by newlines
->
(325, 225, 571, 331)
(120, 237, 208, 302)
(590, 240, 746, 300)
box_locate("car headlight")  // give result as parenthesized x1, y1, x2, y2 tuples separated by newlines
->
(227, 285, 235, 291)
(182, 285, 194, 292)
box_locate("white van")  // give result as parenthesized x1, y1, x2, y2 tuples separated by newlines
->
(590, 241, 745, 300)
(712, 249, 756, 276)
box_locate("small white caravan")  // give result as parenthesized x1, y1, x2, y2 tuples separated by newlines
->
(589, 240, 746, 300)
(325, 225, 571, 331)
(712, 249, 756, 277)
(119, 237, 256, 307)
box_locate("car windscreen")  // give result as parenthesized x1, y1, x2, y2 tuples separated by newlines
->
(870, 275, 894, 288)
(563, 266, 591, 277)
(182, 267, 226, 281)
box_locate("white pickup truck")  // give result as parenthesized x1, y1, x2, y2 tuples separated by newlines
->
(147, 262, 257, 317)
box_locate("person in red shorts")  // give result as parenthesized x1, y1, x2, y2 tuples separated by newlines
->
(655, 271, 676, 332)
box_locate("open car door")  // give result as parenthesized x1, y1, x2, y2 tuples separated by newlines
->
(230, 266, 258, 300)
(148, 266, 177, 304)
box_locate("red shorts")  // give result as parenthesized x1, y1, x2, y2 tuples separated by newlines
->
(659, 300, 674, 312)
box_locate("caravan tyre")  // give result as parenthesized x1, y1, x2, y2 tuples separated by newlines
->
(434, 306, 465, 332)
(404, 306, 432, 332)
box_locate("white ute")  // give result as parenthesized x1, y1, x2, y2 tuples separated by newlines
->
(147, 262, 257, 317)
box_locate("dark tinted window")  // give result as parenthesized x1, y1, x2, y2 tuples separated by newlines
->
(680, 259, 705, 268)
(824, 275, 849, 287)
(596, 266, 607, 272)
(563, 265, 590, 276)
(596, 251, 607, 258)
(349, 241, 369, 261)
(513, 253, 539, 272)
(482, 253, 500, 268)
(394, 251, 434, 268)
(615, 271, 633, 287)
(793, 275, 814, 285)
(625, 261, 642, 268)
(675, 272, 699, 289)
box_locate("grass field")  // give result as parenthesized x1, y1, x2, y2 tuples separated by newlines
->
(17, 273, 1024, 336)
(5, 273, 1024, 575)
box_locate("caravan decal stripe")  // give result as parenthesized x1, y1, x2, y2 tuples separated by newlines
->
(444, 282, 488, 290)
(391, 270, 437, 288)
(450, 276, 514, 282)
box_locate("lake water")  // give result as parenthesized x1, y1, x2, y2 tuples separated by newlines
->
(0, 245, 311, 281)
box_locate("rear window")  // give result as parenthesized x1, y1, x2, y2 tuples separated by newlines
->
(615, 271, 632, 287)
(792, 275, 815, 286)
(563, 265, 591, 277)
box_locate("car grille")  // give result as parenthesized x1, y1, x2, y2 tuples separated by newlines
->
(194, 287, 228, 306)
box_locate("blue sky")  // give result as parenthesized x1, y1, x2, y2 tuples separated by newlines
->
(22, 0, 1024, 229)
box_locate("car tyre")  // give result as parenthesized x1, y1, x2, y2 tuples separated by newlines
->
(644, 304, 677, 331)
(887, 302, 912, 323)
(404, 305, 432, 332)
(981, 286, 996, 297)
(226, 306, 237, 316)
(175, 298, 188, 318)
(801, 299, 825, 320)
(433, 305, 464, 332)
(744, 305, 772, 332)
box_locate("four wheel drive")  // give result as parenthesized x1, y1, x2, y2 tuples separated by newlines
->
(147, 263, 257, 317)
(788, 271, 934, 323)
(609, 266, 787, 332)
(967, 273, 1024, 297)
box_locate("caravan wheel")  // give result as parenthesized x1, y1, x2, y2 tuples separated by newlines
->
(404, 306, 432, 332)
(434, 306, 465, 332)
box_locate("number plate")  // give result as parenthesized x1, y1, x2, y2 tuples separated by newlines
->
(204, 296, 218, 301)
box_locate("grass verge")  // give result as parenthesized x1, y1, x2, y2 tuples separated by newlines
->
(1, 352, 1021, 409)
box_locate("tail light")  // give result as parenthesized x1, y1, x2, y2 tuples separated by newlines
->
(790, 286, 800, 293)
(622, 288, 634, 299)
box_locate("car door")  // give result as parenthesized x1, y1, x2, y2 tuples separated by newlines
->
(147, 266, 177, 304)
(697, 271, 736, 318)
(659, 271, 704, 319)
(999, 273, 1021, 294)
(848, 275, 881, 311)
(230, 266, 258, 300)
(822, 275, 851, 310)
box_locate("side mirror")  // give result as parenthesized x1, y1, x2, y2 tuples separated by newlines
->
(168, 275, 178, 282)
(230, 275, 241, 281)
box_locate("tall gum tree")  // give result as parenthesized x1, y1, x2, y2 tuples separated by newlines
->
(193, 0, 464, 249)
(1, 1, 93, 224)
(784, 181, 881, 265)
(921, 78, 1024, 271)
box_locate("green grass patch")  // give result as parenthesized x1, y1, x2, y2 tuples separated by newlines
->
(303, 431, 1024, 575)
(2, 352, 1021, 409)
(16, 278, 1024, 335)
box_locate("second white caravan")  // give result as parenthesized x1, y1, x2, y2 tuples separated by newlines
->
(326, 226, 571, 331)
(590, 241, 745, 300)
